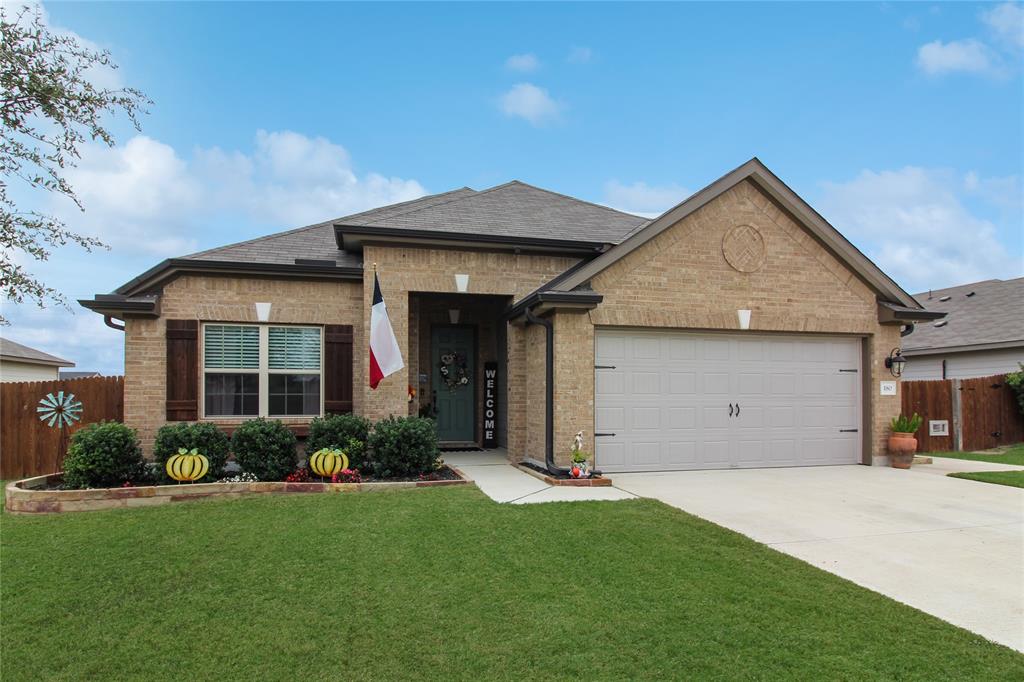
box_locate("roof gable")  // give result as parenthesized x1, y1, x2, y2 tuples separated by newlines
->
(544, 158, 921, 309)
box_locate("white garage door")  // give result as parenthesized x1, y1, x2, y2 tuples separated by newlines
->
(594, 330, 862, 472)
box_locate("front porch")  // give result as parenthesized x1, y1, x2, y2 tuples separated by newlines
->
(407, 292, 510, 450)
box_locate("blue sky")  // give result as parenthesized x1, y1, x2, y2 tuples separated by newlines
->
(3, 1, 1022, 374)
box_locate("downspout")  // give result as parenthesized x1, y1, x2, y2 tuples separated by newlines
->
(104, 315, 126, 332)
(524, 307, 569, 475)
(900, 323, 915, 338)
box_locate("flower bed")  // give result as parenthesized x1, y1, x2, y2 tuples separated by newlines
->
(5, 465, 472, 515)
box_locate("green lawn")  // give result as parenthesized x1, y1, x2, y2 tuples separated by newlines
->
(948, 470, 1024, 489)
(931, 443, 1024, 466)
(2, 488, 1022, 680)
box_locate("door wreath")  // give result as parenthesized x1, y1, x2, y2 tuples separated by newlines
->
(439, 352, 471, 392)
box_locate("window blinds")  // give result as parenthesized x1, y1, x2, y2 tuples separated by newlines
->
(269, 327, 321, 370)
(204, 325, 259, 369)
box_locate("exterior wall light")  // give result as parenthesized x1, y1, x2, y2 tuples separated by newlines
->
(884, 348, 906, 377)
(737, 309, 751, 330)
(448, 309, 461, 324)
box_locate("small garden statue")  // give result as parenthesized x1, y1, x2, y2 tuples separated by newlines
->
(569, 430, 591, 479)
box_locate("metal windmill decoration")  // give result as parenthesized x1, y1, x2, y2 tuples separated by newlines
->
(37, 391, 83, 461)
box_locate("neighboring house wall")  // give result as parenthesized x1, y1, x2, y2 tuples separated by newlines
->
(0, 361, 60, 383)
(902, 348, 1024, 381)
(125, 274, 364, 453)
(550, 179, 902, 465)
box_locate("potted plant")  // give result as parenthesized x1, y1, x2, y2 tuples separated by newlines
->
(888, 413, 923, 469)
(569, 431, 592, 479)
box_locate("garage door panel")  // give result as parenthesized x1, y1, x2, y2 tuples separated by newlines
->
(595, 329, 862, 472)
(703, 372, 730, 394)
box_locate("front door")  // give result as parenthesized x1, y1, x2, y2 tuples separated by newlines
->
(432, 326, 475, 442)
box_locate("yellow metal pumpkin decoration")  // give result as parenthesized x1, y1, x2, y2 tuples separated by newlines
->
(309, 448, 348, 478)
(166, 447, 210, 482)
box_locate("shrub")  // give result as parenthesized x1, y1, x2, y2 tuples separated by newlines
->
(891, 413, 923, 434)
(231, 418, 297, 481)
(332, 469, 361, 483)
(62, 421, 147, 489)
(366, 416, 440, 479)
(153, 422, 229, 483)
(306, 413, 371, 469)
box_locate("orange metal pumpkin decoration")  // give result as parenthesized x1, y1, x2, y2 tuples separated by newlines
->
(309, 448, 348, 478)
(166, 448, 210, 482)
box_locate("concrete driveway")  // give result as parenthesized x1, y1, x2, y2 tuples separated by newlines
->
(614, 461, 1024, 652)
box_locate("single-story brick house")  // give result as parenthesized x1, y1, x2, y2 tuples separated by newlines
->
(81, 158, 941, 471)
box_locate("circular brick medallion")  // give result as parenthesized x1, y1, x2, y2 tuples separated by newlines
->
(722, 224, 766, 273)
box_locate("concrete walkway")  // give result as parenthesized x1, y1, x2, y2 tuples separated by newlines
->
(614, 462, 1024, 652)
(442, 450, 636, 504)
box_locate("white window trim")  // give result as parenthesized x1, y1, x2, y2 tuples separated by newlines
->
(200, 323, 324, 420)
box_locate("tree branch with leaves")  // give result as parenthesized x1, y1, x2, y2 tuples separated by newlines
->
(1, 4, 150, 323)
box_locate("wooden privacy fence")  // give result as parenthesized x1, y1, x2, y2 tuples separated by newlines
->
(1, 376, 124, 479)
(901, 373, 1023, 453)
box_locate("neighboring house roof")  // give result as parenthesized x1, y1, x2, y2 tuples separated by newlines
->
(60, 371, 101, 379)
(903, 277, 1024, 354)
(0, 337, 74, 368)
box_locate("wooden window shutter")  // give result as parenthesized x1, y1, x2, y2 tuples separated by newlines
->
(324, 324, 354, 414)
(166, 320, 199, 420)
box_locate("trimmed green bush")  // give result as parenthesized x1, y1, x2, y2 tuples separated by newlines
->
(306, 413, 372, 469)
(153, 422, 229, 483)
(62, 421, 147, 489)
(367, 416, 440, 479)
(1006, 364, 1024, 416)
(231, 418, 297, 481)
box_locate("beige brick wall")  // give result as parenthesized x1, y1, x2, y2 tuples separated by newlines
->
(550, 179, 904, 466)
(124, 274, 363, 454)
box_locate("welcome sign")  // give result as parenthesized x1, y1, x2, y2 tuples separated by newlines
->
(483, 361, 498, 448)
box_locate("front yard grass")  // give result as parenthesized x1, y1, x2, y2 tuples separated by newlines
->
(3, 487, 1022, 680)
(948, 470, 1024, 489)
(930, 443, 1024, 465)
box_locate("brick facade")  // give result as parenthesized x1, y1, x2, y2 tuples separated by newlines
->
(121, 178, 905, 469)
(124, 275, 364, 453)
(549, 179, 903, 466)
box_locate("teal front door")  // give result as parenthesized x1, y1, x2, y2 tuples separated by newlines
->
(432, 326, 475, 442)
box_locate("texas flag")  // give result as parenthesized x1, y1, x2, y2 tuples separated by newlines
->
(369, 271, 404, 389)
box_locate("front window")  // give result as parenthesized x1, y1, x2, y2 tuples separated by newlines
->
(202, 324, 322, 418)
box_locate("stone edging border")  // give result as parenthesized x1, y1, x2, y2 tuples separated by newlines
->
(513, 464, 613, 487)
(5, 467, 474, 515)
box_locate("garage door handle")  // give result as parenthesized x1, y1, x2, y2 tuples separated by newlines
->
(728, 403, 734, 417)
(735, 403, 740, 416)
(839, 429, 859, 433)
(594, 432, 616, 437)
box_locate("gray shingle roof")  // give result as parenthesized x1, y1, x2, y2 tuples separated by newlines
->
(180, 182, 646, 266)
(345, 181, 647, 243)
(903, 277, 1024, 352)
(0, 337, 74, 367)
(183, 187, 478, 266)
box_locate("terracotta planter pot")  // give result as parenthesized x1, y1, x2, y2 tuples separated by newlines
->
(888, 431, 918, 469)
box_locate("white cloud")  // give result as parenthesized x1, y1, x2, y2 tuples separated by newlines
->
(567, 46, 593, 64)
(498, 83, 562, 125)
(982, 2, 1024, 49)
(2, 304, 126, 375)
(915, 38, 998, 75)
(602, 180, 691, 218)
(505, 53, 540, 72)
(818, 167, 1021, 291)
(47, 130, 426, 258)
